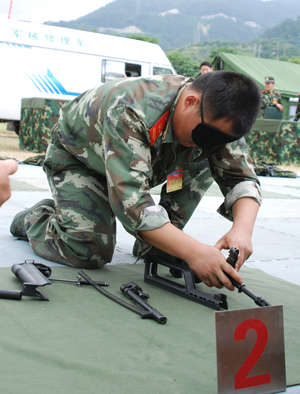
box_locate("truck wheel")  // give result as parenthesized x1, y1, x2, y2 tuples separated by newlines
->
(6, 121, 20, 135)
(14, 122, 20, 135)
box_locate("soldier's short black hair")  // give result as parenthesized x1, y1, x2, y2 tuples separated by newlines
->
(200, 61, 213, 69)
(190, 71, 261, 138)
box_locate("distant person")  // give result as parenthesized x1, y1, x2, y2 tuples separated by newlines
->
(0, 159, 18, 207)
(261, 76, 284, 118)
(200, 61, 213, 75)
(293, 93, 300, 121)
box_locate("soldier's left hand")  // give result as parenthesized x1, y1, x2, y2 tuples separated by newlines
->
(214, 228, 253, 271)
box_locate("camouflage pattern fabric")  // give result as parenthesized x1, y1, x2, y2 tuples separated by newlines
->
(261, 90, 282, 118)
(246, 121, 300, 165)
(22, 75, 261, 268)
(22, 155, 45, 166)
(0, 155, 45, 165)
(253, 161, 297, 178)
(25, 142, 116, 268)
(19, 98, 68, 153)
(293, 96, 300, 121)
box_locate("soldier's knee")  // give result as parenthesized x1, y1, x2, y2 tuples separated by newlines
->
(67, 238, 115, 269)
(32, 228, 116, 269)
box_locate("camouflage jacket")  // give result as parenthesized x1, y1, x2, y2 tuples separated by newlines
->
(261, 90, 282, 116)
(56, 75, 261, 237)
(294, 96, 300, 121)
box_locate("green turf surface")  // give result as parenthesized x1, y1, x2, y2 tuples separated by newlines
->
(0, 263, 299, 394)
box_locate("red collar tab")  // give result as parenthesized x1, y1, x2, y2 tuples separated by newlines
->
(149, 111, 170, 146)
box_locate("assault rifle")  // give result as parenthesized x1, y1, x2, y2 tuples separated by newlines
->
(144, 247, 271, 310)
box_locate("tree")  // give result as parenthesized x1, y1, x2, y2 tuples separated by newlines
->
(127, 34, 159, 44)
(279, 56, 289, 61)
(167, 52, 200, 77)
(210, 46, 240, 59)
(288, 56, 300, 64)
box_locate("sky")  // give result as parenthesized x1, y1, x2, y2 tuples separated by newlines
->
(0, 0, 115, 23)
(0, 0, 276, 24)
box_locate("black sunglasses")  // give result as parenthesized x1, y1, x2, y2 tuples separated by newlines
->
(191, 79, 238, 149)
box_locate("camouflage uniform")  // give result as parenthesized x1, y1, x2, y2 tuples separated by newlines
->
(293, 94, 300, 121)
(19, 98, 68, 153)
(261, 90, 282, 118)
(245, 121, 300, 166)
(22, 75, 261, 268)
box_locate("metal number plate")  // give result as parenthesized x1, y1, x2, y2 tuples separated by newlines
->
(215, 305, 286, 394)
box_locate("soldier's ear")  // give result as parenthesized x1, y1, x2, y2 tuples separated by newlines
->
(183, 94, 200, 110)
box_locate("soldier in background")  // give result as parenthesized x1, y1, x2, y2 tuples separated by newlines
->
(261, 76, 284, 117)
(200, 61, 213, 75)
(10, 71, 262, 291)
(293, 93, 300, 121)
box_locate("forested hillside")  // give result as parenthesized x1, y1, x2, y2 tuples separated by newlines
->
(261, 16, 300, 45)
(46, 0, 300, 49)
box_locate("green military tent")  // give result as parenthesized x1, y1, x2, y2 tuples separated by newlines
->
(212, 52, 300, 120)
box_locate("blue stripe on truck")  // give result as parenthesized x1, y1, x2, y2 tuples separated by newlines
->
(26, 74, 42, 92)
(0, 42, 32, 48)
(26, 69, 80, 96)
(38, 75, 55, 94)
(46, 69, 79, 96)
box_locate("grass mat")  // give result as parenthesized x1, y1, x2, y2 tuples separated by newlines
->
(0, 263, 299, 394)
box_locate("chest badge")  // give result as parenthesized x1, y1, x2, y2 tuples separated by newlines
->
(167, 167, 183, 193)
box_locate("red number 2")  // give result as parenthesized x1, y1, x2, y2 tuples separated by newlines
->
(234, 319, 271, 390)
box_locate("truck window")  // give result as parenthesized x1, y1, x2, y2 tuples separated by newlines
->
(288, 97, 298, 121)
(101, 60, 141, 82)
(125, 64, 141, 78)
(153, 67, 173, 75)
(102, 60, 125, 82)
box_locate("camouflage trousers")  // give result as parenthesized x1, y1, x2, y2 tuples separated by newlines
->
(25, 141, 116, 269)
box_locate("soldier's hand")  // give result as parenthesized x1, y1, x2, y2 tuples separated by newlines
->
(0, 159, 18, 207)
(214, 228, 253, 272)
(277, 103, 284, 112)
(139, 223, 243, 291)
(187, 244, 243, 291)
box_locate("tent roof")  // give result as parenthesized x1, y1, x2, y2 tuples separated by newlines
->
(213, 53, 300, 98)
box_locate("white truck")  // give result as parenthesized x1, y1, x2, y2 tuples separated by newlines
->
(0, 20, 176, 132)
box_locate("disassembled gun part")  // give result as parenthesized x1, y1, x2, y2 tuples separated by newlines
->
(0, 261, 52, 301)
(225, 247, 272, 307)
(144, 253, 228, 311)
(79, 270, 167, 324)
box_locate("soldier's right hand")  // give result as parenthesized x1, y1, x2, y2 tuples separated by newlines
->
(186, 244, 243, 291)
(139, 223, 243, 292)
